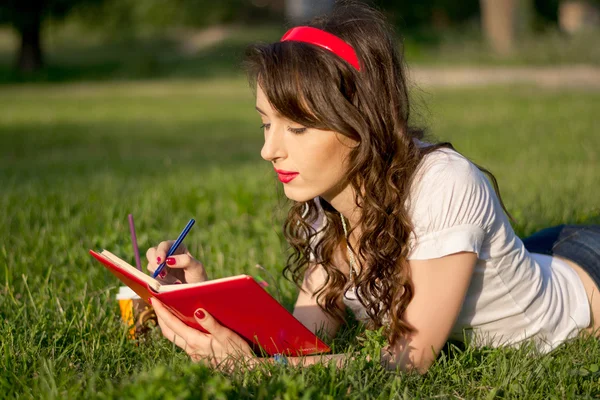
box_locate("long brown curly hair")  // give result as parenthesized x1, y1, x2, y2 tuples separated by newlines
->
(244, 1, 509, 346)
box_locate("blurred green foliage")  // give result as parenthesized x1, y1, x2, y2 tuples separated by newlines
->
(69, 0, 280, 37)
(535, 0, 561, 24)
(374, 0, 480, 29)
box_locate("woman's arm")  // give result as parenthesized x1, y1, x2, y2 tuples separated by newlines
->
(289, 251, 477, 372)
(293, 262, 345, 340)
(383, 251, 478, 373)
(291, 248, 475, 371)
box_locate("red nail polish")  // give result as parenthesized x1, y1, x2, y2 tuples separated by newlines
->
(157, 257, 162, 263)
(148, 298, 153, 305)
(258, 281, 269, 288)
(194, 309, 205, 320)
(166, 257, 176, 266)
(159, 270, 166, 278)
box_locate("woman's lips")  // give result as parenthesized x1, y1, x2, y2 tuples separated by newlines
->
(275, 169, 299, 183)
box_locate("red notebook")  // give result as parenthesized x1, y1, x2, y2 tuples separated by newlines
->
(90, 249, 330, 356)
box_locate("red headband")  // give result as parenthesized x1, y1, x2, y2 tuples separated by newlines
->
(281, 26, 361, 71)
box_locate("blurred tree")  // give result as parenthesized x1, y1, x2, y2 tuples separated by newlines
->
(285, 0, 334, 24)
(559, 0, 600, 34)
(480, 0, 533, 55)
(0, 0, 104, 73)
(0, 0, 102, 72)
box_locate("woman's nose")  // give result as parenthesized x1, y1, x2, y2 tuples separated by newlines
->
(260, 126, 286, 162)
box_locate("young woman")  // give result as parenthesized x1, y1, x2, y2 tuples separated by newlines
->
(146, 2, 600, 373)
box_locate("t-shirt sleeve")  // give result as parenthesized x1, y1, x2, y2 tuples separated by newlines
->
(407, 150, 493, 260)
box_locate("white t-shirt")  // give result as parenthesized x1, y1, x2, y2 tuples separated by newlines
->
(316, 147, 590, 353)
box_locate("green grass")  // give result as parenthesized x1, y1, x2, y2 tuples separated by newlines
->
(1, 79, 599, 399)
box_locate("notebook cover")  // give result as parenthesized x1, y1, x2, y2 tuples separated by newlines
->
(90, 249, 331, 356)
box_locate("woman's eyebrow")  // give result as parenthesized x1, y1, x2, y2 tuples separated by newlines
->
(256, 106, 281, 117)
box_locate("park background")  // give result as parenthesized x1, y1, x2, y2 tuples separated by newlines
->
(1, 0, 599, 398)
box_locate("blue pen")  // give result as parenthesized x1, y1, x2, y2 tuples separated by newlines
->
(153, 218, 196, 279)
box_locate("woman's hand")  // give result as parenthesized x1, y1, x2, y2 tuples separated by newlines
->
(151, 299, 255, 368)
(146, 241, 208, 284)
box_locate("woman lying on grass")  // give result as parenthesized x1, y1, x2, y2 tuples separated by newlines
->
(146, 1, 600, 373)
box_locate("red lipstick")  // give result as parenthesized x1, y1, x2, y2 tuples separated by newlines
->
(274, 168, 299, 183)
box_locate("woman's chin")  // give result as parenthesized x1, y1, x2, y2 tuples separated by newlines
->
(282, 186, 317, 203)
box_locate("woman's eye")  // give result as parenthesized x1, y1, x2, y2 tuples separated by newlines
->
(287, 127, 307, 135)
(259, 123, 306, 134)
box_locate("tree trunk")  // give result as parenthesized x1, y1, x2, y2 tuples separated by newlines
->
(16, 12, 44, 73)
(560, 1, 600, 34)
(480, 0, 531, 56)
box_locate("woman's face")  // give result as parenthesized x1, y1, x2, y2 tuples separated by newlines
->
(256, 84, 357, 203)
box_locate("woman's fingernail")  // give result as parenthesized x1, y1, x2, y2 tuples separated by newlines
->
(157, 257, 162, 263)
(194, 309, 206, 320)
(148, 298, 153, 305)
(166, 257, 176, 266)
(174, 281, 182, 285)
(159, 270, 166, 278)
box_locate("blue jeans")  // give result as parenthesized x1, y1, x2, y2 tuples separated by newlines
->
(522, 225, 600, 291)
